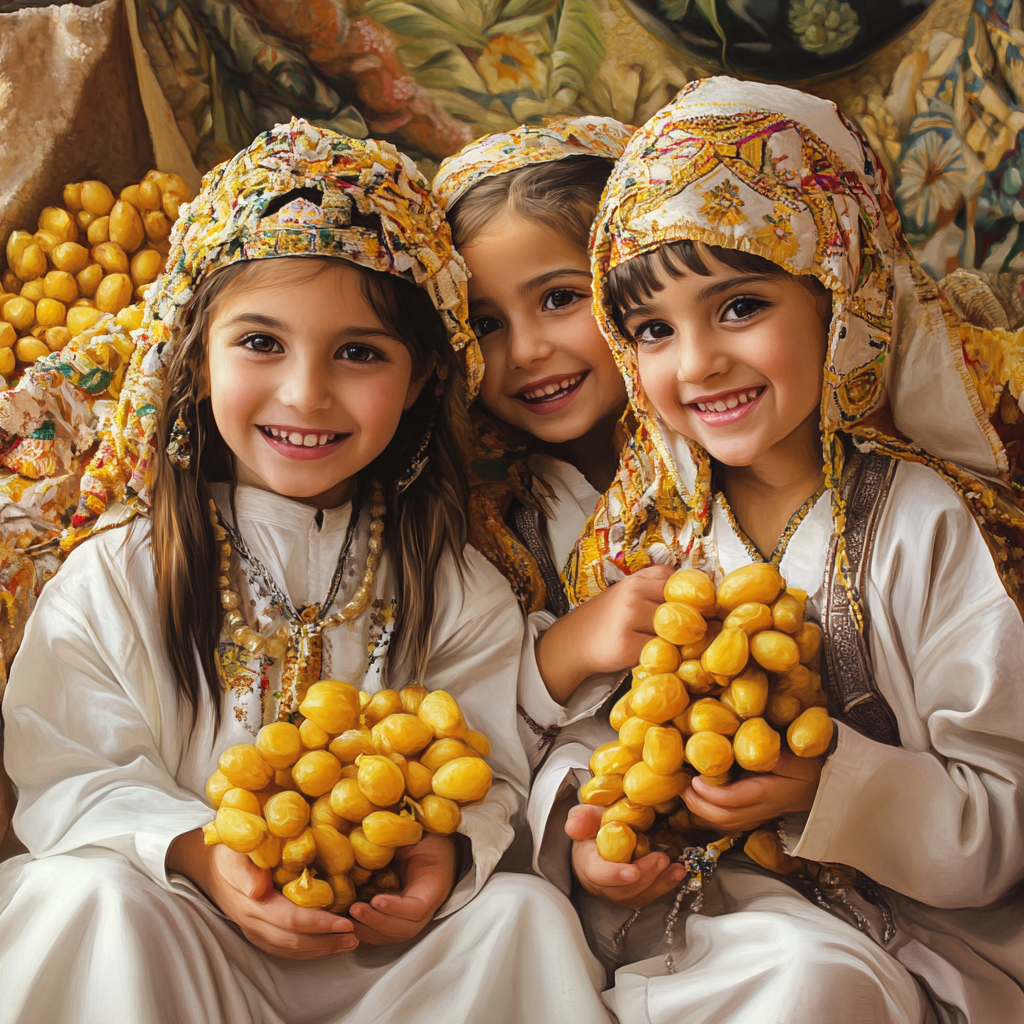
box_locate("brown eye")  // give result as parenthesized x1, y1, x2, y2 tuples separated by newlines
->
(724, 297, 767, 321)
(242, 333, 280, 353)
(635, 320, 673, 344)
(338, 344, 379, 363)
(543, 289, 581, 311)
(470, 315, 503, 339)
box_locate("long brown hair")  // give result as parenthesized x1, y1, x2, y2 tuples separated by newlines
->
(151, 257, 470, 730)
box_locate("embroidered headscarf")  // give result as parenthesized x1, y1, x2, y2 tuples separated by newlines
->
(568, 77, 1024, 622)
(432, 116, 636, 614)
(68, 119, 478, 547)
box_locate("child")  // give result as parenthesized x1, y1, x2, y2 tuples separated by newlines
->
(0, 122, 610, 1024)
(534, 79, 1024, 1022)
(433, 118, 675, 771)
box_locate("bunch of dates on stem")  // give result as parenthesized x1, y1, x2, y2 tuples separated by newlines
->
(204, 682, 493, 914)
(585, 564, 834, 872)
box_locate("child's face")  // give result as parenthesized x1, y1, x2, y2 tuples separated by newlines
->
(206, 259, 425, 508)
(621, 251, 829, 467)
(461, 214, 625, 443)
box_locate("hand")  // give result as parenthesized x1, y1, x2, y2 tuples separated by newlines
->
(537, 565, 675, 702)
(166, 828, 357, 960)
(682, 753, 823, 832)
(567, 804, 687, 908)
(348, 834, 457, 946)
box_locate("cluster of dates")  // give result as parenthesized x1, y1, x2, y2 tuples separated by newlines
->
(0, 171, 191, 376)
(204, 681, 492, 913)
(585, 564, 834, 865)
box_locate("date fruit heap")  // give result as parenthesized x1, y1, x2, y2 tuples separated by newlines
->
(0, 171, 192, 377)
(586, 564, 833, 866)
(204, 682, 493, 913)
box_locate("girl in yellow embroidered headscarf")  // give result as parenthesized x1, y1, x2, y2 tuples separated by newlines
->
(0, 120, 612, 1024)
(534, 79, 1024, 1022)
(435, 118, 680, 771)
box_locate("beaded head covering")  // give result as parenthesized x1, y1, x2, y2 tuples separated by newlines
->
(568, 77, 1024, 621)
(431, 115, 636, 212)
(433, 116, 635, 614)
(68, 119, 477, 545)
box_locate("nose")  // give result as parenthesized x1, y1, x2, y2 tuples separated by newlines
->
(277, 350, 333, 414)
(674, 323, 727, 386)
(505, 315, 556, 371)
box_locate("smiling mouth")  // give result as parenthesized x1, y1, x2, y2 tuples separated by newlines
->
(258, 425, 344, 448)
(516, 372, 588, 405)
(689, 386, 764, 413)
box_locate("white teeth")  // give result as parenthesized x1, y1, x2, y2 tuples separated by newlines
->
(697, 403, 707, 412)
(714, 400, 727, 412)
(726, 396, 738, 409)
(303, 434, 317, 447)
(522, 374, 582, 400)
(288, 432, 302, 445)
(319, 434, 328, 446)
(738, 393, 748, 404)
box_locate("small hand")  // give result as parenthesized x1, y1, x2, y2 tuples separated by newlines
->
(537, 565, 676, 702)
(567, 804, 687, 908)
(683, 753, 823, 832)
(348, 834, 457, 946)
(167, 829, 358, 960)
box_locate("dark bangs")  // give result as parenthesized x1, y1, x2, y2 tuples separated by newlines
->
(605, 240, 791, 319)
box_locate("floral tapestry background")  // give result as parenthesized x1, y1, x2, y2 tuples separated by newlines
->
(119, 0, 1024, 281)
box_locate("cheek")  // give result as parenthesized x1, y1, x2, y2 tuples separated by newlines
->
(478, 342, 508, 410)
(636, 347, 677, 415)
(350, 370, 412, 445)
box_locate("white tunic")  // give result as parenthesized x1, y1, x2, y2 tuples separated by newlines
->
(0, 485, 611, 1024)
(515, 456, 621, 770)
(529, 461, 1024, 1023)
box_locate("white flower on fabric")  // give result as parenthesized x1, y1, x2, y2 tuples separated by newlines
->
(896, 131, 967, 232)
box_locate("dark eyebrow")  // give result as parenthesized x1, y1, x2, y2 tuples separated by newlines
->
(621, 302, 660, 327)
(693, 275, 772, 305)
(519, 268, 591, 297)
(218, 313, 397, 341)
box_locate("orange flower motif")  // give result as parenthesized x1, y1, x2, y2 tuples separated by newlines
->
(476, 33, 549, 96)
(753, 204, 800, 266)
(700, 180, 746, 228)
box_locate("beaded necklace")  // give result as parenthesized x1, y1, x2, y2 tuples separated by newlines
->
(209, 483, 385, 718)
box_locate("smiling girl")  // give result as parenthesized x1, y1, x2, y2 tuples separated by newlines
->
(434, 119, 675, 770)
(534, 80, 1024, 1022)
(0, 122, 610, 1024)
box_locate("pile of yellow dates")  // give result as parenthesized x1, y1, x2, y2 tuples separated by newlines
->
(0, 172, 192, 377)
(204, 681, 493, 913)
(586, 564, 833, 870)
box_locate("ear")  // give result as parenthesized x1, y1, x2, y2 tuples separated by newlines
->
(403, 353, 438, 411)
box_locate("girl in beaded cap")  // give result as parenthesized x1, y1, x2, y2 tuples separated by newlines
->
(434, 118, 678, 772)
(0, 121, 611, 1024)
(532, 80, 1024, 1022)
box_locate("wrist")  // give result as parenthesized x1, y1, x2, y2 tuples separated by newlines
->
(536, 619, 591, 702)
(166, 827, 211, 891)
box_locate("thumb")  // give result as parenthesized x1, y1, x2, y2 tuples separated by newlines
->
(230, 851, 274, 901)
(565, 803, 603, 841)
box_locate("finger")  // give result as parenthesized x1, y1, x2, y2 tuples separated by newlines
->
(690, 775, 767, 807)
(565, 804, 604, 841)
(577, 844, 669, 888)
(350, 918, 417, 948)
(242, 922, 360, 959)
(366, 889, 434, 922)
(772, 752, 824, 781)
(250, 889, 356, 935)
(628, 863, 689, 905)
(349, 901, 425, 939)
(216, 847, 274, 901)
(632, 565, 676, 580)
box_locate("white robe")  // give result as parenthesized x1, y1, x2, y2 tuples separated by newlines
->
(0, 485, 610, 1024)
(514, 456, 620, 771)
(529, 460, 1024, 1023)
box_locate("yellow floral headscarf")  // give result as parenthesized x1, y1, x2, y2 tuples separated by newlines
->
(431, 115, 636, 213)
(568, 77, 1024, 621)
(68, 119, 477, 547)
(433, 116, 635, 614)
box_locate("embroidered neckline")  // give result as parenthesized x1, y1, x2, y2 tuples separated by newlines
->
(716, 478, 827, 565)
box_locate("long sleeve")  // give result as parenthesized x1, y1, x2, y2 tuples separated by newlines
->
(418, 545, 532, 917)
(3, 528, 214, 890)
(527, 698, 618, 893)
(793, 463, 1024, 909)
(517, 610, 621, 770)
